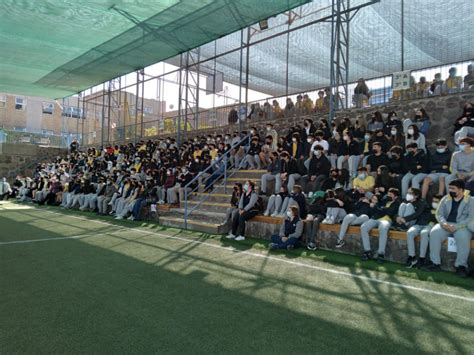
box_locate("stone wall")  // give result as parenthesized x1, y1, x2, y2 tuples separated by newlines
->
(0, 143, 66, 179)
(155, 91, 474, 147)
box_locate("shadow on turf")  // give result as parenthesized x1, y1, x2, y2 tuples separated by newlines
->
(11, 201, 474, 291)
(1, 220, 471, 354)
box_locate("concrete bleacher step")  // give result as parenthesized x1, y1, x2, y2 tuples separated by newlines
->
(158, 216, 223, 234)
(191, 192, 232, 204)
(183, 200, 231, 213)
(231, 169, 266, 179)
(166, 208, 226, 223)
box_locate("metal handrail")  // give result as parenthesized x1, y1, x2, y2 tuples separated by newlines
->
(183, 132, 251, 228)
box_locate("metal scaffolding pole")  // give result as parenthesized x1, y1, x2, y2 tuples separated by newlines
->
(134, 70, 139, 143)
(107, 81, 112, 144)
(101, 83, 106, 147)
(238, 29, 244, 135)
(329, 0, 377, 122)
(177, 54, 184, 145)
(140, 70, 145, 139)
(81, 91, 86, 146)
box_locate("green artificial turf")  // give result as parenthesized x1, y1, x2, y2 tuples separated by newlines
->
(0, 201, 473, 353)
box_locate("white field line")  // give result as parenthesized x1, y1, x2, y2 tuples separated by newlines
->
(2, 206, 474, 303)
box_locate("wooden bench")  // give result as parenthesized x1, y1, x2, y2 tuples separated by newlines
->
(251, 215, 474, 246)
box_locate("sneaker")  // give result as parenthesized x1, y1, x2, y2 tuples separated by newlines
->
(226, 233, 236, 239)
(268, 243, 278, 249)
(115, 216, 123, 220)
(405, 256, 417, 268)
(335, 239, 345, 248)
(307, 243, 317, 251)
(422, 263, 441, 272)
(361, 251, 373, 261)
(376, 254, 385, 264)
(415, 257, 426, 269)
(270, 212, 278, 217)
(127, 216, 135, 221)
(455, 266, 468, 278)
(263, 211, 270, 217)
(235, 235, 246, 241)
(322, 217, 334, 225)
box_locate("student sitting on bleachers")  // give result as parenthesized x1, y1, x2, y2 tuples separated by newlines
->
(352, 167, 375, 197)
(303, 145, 331, 194)
(401, 142, 429, 197)
(264, 186, 290, 217)
(335, 194, 373, 249)
(445, 137, 474, 190)
(405, 194, 441, 269)
(260, 152, 282, 196)
(423, 179, 474, 277)
(223, 183, 242, 229)
(269, 206, 303, 251)
(322, 187, 353, 225)
(419, 139, 452, 199)
(226, 180, 260, 242)
(305, 191, 330, 251)
(360, 188, 401, 263)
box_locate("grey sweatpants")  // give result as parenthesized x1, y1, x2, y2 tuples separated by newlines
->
(360, 219, 392, 255)
(429, 223, 472, 267)
(338, 214, 369, 240)
(406, 224, 432, 258)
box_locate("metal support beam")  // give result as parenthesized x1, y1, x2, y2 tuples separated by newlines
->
(329, 0, 376, 122)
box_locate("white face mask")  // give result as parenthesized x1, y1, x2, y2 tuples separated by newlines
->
(391, 130, 397, 136)
(286, 211, 293, 219)
(407, 128, 414, 135)
(436, 147, 446, 154)
(307, 138, 313, 144)
(343, 135, 349, 141)
(314, 150, 322, 157)
(406, 193, 414, 202)
(292, 138, 297, 143)
(364, 134, 370, 141)
(266, 127, 271, 131)
(432, 202, 439, 209)
(250, 130, 256, 134)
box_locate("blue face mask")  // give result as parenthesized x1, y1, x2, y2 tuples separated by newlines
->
(458, 144, 466, 152)
(358, 173, 366, 180)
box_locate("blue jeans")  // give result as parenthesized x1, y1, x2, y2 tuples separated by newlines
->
(271, 235, 299, 249)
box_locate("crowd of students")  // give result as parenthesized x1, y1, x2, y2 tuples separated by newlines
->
(2, 103, 474, 277)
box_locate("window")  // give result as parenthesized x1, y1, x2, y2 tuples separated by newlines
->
(42, 102, 54, 115)
(15, 97, 26, 110)
(0, 95, 6, 108)
(62, 106, 83, 118)
(144, 106, 153, 114)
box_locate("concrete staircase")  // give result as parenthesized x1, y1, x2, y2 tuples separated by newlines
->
(158, 169, 268, 234)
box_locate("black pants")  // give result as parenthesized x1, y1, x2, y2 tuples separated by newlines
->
(231, 209, 259, 236)
(0, 193, 9, 201)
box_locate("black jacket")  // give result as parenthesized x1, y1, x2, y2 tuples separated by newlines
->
(403, 150, 429, 174)
(428, 149, 452, 173)
(370, 198, 401, 220)
(308, 155, 331, 177)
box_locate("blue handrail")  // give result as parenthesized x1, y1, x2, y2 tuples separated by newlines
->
(183, 133, 251, 228)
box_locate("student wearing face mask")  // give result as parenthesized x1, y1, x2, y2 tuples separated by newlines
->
(360, 188, 401, 263)
(245, 137, 263, 170)
(301, 119, 316, 141)
(337, 131, 362, 178)
(260, 152, 282, 196)
(352, 167, 375, 198)
(327, 130, 343, 168)
(445, 137, 474, 189)
(403, 194, 441, 269)
(264, 186, 291, 217)
(223, 183, 243, 228)
(304, 146, 331, 194)
(401, 142, 429, 197)
(405, 124, 426, 153)
(418, 139, 452, 199)
(286, 132, 303, 160)
(424, 179, 474, 277)
(383, 111, 403, 136)
(268, 206, 303, 250)
(227, 180, 259, 241)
